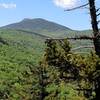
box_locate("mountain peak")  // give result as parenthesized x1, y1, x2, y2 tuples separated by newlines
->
(22, 18, 46, 22)
(1, 18, 72, 33)
(22, 18, 32, 21)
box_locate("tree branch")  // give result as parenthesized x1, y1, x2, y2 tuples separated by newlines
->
(64, 3, 89, 11)
(71, 46, 94, 51)
(96, 8, 100, 12)
(97, 13, 100, 16)
(46, 36, 95, 41)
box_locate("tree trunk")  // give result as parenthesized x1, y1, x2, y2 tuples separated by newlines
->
(88, 0, 100, 99)
(88, 0, 100, 57)
(39, 66, 45, 100)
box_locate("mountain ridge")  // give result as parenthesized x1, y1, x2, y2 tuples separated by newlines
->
(1, 18, 92, 38)
(1, 18, 72, 32)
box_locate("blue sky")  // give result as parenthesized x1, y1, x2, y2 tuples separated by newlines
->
(0, 0, 100, 30)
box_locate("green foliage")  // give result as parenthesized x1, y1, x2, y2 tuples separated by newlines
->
(0, 29, 45, 99)
(0, 28, 99, 100)
(43, 39, 100, 100)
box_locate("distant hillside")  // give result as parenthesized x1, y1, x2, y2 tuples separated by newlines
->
(2, 18, 72, 31)
(1, 18, 93, 40)
(0, 20, 94, 57)
(1, 18, 75, 37)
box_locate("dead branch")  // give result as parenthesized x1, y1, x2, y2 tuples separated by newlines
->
(46, 36, 95, 41)
(71, 46, 94, 51)
(73, 52, 90, 54)
(64, 3, 89, 11)
(95, 32, 100, 38)
(97, 13, 100, 16)
(96, 8, 100, 12)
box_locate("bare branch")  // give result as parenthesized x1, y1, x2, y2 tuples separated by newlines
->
(71, 46, 94, 51)
(94, 32, 100, 38)
(46, 36, 95, 41)
(96, 8, 100, 12)
(64, 3, 89, 11)
(97, 13, 100, 16)
(73, 52, 90, 54)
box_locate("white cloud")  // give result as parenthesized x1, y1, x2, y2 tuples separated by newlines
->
(53, 0, 80, 9)
(0, 3, 16, 9)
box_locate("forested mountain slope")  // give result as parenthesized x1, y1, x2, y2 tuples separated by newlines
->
(0, 19, 95, 99)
